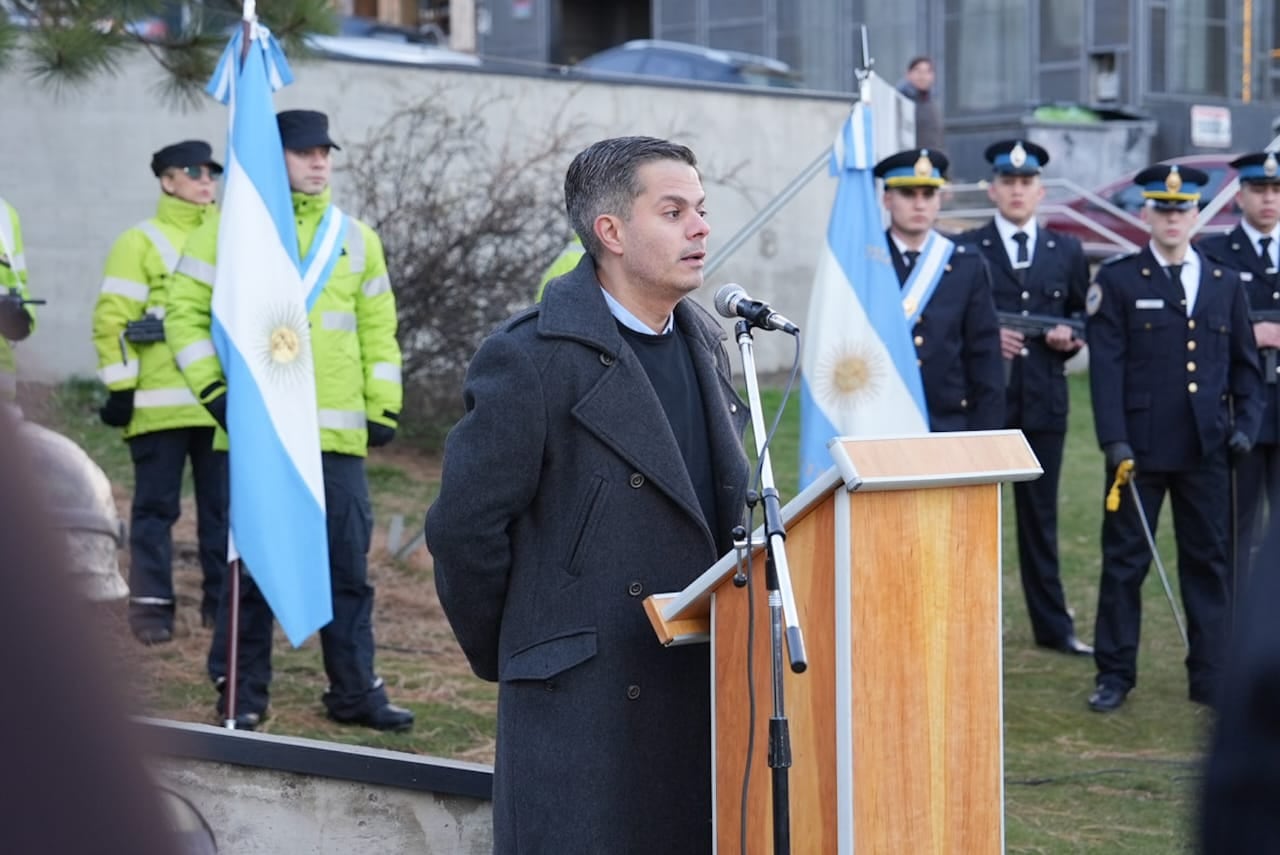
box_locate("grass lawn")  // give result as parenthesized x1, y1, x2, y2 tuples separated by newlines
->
(29, 373, 1209, 853)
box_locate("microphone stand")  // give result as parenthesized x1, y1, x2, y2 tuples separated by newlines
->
(733, 318, 807, 855)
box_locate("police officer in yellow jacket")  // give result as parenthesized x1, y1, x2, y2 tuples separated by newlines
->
(165, 110, 412, 732)
(92, 141, 227, 645)
(0, 196, 35, 415)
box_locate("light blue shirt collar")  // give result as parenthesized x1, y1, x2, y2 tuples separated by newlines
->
(600, 287, 674, 335)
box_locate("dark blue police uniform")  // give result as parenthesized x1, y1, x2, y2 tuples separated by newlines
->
(1086, 164, 1262, 712)
(874, 148, 1004, 432)
(960, 139, 1091, 653)
(1197, 150, 1280, 589)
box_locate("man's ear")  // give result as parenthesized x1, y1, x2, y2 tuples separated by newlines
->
(594, 214, 625, 257)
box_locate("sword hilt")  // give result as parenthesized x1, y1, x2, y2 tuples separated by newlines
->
(1106, 459, 1135, 512)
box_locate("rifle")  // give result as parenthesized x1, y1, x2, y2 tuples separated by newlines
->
(1251, 309, 1280, 384)
(996, 310, 1086, 342)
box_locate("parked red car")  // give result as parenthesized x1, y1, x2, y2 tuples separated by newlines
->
(1040, 153, 1240, 258)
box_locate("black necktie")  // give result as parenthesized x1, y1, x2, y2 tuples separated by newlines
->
(1167, 263, 1183, 284)
(1260, 236, 1273, 268)
(904, 250, 920, 268)
(1012, 231, 1030, 266)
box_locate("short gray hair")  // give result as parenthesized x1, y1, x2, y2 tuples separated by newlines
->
(564, 136, 698, 260)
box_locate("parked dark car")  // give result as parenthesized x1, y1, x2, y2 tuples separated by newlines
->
(1040, 153, 1239, 257)
(571, 39, 800, 89)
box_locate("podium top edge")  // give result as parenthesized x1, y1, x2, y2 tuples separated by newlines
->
(829, 430, 1042, 488)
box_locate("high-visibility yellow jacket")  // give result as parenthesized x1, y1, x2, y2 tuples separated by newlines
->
(165, 187, 402, 457)
(0, 196, 34, 402)
(534, 235, 585, 302)
(91, 194, 219, 438)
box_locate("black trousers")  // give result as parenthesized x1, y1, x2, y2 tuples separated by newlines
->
(207, 453, 387, 719)
(1094, 451, 1230, 699)
(1013, 429, 1076, 646)
(1235, 442, 1280, 588)
(127, 427, 227, 628)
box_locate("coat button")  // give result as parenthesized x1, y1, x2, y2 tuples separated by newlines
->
(629, 472, 645, 488)
(627, 580, 643, 597)
(1188, 382, 1199, 393)
(729, 403, 738, 413)
(1187, 361, 1197, 372)
(600, 352, 615, 366)
(1273, 292, 1279, 300)
(545, 680, 556, 692)
(1188, 319, 1196, 330)
(960, 398, 968, 408)
(1187, 340, 1197, 351)
(1021, 290, 1030, 300)
(626, 684, 641, 700)
(914, 335, 924, 346)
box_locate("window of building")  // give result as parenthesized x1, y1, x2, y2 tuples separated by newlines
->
(1149, 0, 1229, 96)
(943, 0, 1030, 113)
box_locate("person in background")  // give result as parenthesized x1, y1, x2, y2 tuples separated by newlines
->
(92, 140, 227, 645)
(1197, 150, 1280, 593)
(1084, 163, 1262, 713)
(534, 234, 585, 301)
(874, 147, 1004, 432)
(896, 56, 944, 151)
(426, 135, 750, 853)
(167, 110, 412, 733)
(0, 195, 34, 417)
(959, 139, 1092, 656)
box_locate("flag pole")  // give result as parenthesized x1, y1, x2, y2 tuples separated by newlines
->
(223, 0, 256, 732)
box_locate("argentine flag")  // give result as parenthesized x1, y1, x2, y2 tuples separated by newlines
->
(206, 20, 332, 645)
(798, 102, 929, 489)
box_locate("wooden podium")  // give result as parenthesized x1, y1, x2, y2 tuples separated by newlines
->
(645, 431, 1041, 854)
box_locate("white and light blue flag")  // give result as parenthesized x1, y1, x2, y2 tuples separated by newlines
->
(798, 102, 929, 489)
(207, 22, 332, 646)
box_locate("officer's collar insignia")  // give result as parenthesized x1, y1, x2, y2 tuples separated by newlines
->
(1086, 283, 1103, 316)
(1266, 153, 1278, 177)
(914, 153, 933, 177)
(1165, 167, 1183, 194)
(1009, 142, 1027, 168)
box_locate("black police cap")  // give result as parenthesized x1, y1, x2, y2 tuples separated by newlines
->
(872, 148, 949, 187)
(150, 140, 222, 177)
(984, 139, 1050, 175)
(1230, 151, 1280, 184)
(276, 110, 341, 151)
(1134, 163, 1210, 211)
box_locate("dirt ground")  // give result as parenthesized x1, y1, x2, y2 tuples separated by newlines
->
(101, 446, 498, 764)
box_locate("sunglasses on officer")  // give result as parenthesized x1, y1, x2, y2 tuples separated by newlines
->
(172, 165, 223, 181)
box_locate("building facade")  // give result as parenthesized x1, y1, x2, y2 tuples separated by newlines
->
(478, 0, 1280, 178)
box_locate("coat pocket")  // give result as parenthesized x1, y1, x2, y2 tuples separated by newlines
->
(563, 473, 608, 577)
(500, 629, 598, 682)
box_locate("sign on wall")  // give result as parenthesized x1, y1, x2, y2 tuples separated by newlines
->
(1190, 105, 1232, 148)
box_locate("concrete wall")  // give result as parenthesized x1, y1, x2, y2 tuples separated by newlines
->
(147, 720, 494, 854)
(0, 54, 907, 384)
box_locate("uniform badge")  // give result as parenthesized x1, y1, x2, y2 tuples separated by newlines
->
(914, 153, 932, 177)
(1086, 283, 1103, 316)
(1266, 152, 1279, 178)
(1009, 142, 1027, 168)
(1242, 271, 1254, 282)
(1165, 167, 1183, 194)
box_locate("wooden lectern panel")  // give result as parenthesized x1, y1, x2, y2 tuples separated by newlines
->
(711, 482, 1003, 854)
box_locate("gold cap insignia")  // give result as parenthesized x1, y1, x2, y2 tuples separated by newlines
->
(913, 153, 933, 177)
(1266, 153, 1278, 177)
(1165, 167, 1183, 194)
(1009, 142, 1027, 168)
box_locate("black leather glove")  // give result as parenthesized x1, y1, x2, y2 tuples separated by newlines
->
(98, 389, 134, 428)
(367, 422, 396, 448)
(200, 382, 228, 431)
(1228, 430, 1253, 457)
(1103, 441, 1135, 470)
(0, 294, 32, 341)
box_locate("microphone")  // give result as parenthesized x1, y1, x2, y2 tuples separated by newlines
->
(713, 284, 800, 335)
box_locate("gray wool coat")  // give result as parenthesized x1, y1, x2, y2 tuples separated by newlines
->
(425, 258, 750, 854)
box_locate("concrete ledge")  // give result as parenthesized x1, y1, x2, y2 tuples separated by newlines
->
(139, 719, 495, 854)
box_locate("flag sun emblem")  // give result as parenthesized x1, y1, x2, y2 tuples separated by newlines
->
(816, 343, 885, 416)
(258, 304, 311, 382)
